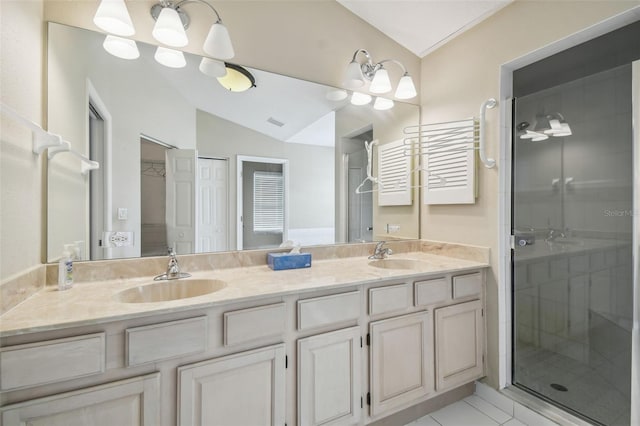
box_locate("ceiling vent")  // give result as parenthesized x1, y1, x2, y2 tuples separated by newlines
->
(267, 117, 285, 127)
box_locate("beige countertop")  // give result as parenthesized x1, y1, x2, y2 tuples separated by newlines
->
(0, 251, 488, 337)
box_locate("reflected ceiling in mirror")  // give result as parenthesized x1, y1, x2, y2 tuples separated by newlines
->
(46, 22, 419, 263)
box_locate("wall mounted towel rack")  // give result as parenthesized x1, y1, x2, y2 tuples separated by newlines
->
(1, 101, 100, 175)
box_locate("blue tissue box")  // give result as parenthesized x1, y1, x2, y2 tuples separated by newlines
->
(267, 252, 312, 270)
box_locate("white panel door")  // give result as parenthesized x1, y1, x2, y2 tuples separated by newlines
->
(369, 311, 433, 418)
(434, 299, 484, 391)
(0, 373, 160, 426)
(298, 326, 361, 426)
(166, 149, 197, 254)
(177, 344, 286, 426)
(197, 158, 228, 253)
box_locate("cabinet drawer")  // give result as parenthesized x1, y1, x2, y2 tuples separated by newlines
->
(0, 333, 106, 391)
(126, 317, 207, 366)
(369, 283, 411, 315)
(224, 303, 286, 346)
(415, 278, 449, 307)
(298, 291, 360, 331)
(452, 272, 482, 299)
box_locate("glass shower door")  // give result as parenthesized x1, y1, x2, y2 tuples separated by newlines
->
(511, 64, 634, 425)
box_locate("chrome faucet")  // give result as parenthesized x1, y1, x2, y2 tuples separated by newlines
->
(545, 228, 566, 242)
(369, 241, 393, 260)
(154, 248, 191, 280)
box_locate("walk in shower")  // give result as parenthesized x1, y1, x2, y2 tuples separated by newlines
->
(511, 22, 638, 426)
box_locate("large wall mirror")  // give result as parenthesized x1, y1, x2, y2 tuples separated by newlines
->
(46, 22, 420, 262)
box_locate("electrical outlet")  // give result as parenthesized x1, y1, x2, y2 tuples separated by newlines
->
(101, 231, 134, 248)
(387, 224, 401, 233)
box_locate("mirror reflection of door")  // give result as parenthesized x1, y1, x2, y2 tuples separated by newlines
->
(197, 157, 229, 253)
(240, 159, 286, 250)
(141, 142, 229, 256)
(89, 102, 107, 260)
(140, 139, 170, 257)
(344, 130, 373, 242)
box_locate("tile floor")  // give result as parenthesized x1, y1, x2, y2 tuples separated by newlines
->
(405, 388, 558, 426)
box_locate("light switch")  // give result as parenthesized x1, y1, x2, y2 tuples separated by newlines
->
(117, 208, 128, 220)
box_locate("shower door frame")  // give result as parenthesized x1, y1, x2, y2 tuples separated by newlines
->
(497, 11, 640, 425)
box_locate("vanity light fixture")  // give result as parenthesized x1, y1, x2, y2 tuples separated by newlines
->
(216, 63, 256, 92)
(149, 0, 235, 60)
(343, 49, 417, 100)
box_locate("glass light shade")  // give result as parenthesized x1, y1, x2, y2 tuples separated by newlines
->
(152, 7, 188, 47)
(544, 119, 572, 137)
(373, 97, 394, 110)
(326, 90, 348, 101)
(217, 66, 254, 92)
(520, 130, 549, 142)
(93, 0, 135, 36)
(395, 74, 417, 99)
(154, 46, 186, 68)
(199, 57, 227, 78)
(103, 35, 139, 60)
(369, 68, 392, 94)
(203, 22, 235, 60)
(343, 60, 364, 90)
(350, 92, 372, 106)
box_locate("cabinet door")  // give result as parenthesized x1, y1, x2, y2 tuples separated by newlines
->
(434, 300, 484, 391)
(369, 311, 433, 418)
(0, 373, 160, 426)
(178, 344, 285, 426)
(298, 326, 361, 426)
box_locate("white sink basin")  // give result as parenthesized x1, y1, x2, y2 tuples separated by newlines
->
(116, 279, 227, 303)
(368, 259, 427, 270)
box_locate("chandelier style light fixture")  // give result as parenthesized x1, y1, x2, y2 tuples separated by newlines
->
(343, 49, 417, 103)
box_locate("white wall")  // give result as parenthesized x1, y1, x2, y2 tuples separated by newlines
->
(196, 110, 334, 249)
(0, 0, 44, 280)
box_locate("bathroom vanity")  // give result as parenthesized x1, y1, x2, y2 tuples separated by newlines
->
(0, 245, 488, 426)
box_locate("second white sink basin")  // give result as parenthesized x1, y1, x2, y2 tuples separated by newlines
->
(368, 258, 427, 270)
(116, 279, 227, 303)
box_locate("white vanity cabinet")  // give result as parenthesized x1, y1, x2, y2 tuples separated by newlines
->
(177, 344, 286, 426)
(0, 268, 486, 426)
(434, 299, 484, 391)
(368, 311, 433, 418)
(1, 373, 160, 426)
(297, 326, 362, 426)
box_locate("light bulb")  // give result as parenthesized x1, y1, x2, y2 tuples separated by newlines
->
(203, 22, 235, 60)
(370, 68, 392, 94)
(154, 46, 186, 68)
(102, 35, 139, 60)
(93, 0, 135, 36)
(395, 74, 417, 99)
(343, 60, 364, 90)
(199, 57, 227, 78)
(350, 92, 372, 106)
(373, 97, 394, 110)
(152, 7, 188, 47)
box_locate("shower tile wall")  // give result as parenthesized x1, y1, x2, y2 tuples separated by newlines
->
(512, 64, 632, 425)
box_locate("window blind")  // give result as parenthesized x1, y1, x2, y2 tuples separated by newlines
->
(253, 171, 284, 232)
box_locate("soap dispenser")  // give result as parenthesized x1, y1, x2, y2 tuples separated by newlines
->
(58, 244, 74, 290)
